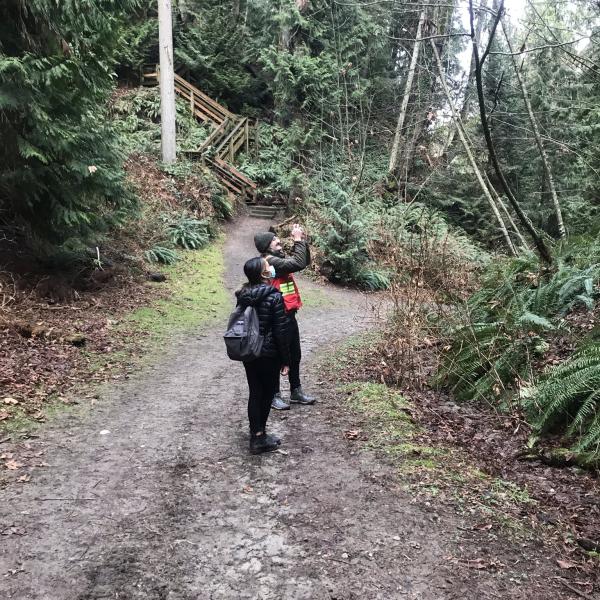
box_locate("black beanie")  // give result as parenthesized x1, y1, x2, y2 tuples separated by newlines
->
(254, 231, 275, 254)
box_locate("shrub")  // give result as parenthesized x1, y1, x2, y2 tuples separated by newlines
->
(437, 242, 600, 408)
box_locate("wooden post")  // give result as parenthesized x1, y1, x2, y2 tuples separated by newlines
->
(229, 136, 234, 162)
(158, 0, 176, 164)
(190, 91, 194, 115)
(244, 119, 249, 154)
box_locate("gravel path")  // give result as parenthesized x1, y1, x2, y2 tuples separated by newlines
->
(0, 217, 571, 599)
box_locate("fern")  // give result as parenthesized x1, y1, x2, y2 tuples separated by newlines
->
(211, 190, 233, 220)
(357, 268, 390, 291)
(437, 241, 600, 411)
(167, 216, 210, 250)
(144, 246, 179, 265)
(527, 343, 600, 455)
(437, 320, 537, 403)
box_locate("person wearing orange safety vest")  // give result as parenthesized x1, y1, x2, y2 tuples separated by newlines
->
(254, 225, 316, 411)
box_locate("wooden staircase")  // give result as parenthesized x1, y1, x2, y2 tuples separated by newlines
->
(142, 66, 258, 203)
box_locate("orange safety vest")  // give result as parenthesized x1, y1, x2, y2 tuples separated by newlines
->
(271, 273, 302, 313)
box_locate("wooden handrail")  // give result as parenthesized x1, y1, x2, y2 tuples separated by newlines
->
(199, 118, 231, 152)
(215, 118, 246, 157)
(214, 157, 257, 189)
(173, 73, 236, 121)
(174, 82, 227, 124)
(145, 66, 257, 201)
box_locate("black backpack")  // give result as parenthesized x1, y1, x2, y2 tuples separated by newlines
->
(224, 305, 264, 361)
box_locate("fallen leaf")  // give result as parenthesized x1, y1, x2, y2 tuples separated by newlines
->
(343, 429, 361, 440)
(5, 459, 23, 470)
(557, 559, 577, 570)
(17, 474, 31, 483)
(3, 397, 18, 405)
(0, 410, 9, 421)
(0, 526, 26, 536)
(466, 558, 488, 570)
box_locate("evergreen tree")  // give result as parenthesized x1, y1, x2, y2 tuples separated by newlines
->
(0, 0, 139, 246)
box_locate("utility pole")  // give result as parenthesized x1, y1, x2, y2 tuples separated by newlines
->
(158, 0, 176, 163)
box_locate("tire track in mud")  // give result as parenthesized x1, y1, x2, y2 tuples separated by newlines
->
(0, 217, 572, 600)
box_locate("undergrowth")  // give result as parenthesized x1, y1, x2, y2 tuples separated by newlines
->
(436, 238, 600, 462)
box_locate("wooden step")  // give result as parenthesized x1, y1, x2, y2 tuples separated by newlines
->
(140, 69, 264, 205)
(248, 205, 281, 219)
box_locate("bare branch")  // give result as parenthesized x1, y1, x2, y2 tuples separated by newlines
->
(489, 37, 590, 56)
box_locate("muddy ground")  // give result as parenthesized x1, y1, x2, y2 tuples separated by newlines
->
(0, 217, 593, 599)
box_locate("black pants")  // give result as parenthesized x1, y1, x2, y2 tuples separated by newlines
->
(244, 357, 280, 434)
(275, 312, 301, 393)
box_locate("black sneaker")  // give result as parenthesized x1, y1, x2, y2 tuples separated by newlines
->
(290, 386, 316, 405)
(271, 392, 290, 411)
(249, 434, 279, 455)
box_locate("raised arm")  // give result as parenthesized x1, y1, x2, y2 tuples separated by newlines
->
(267, 240, 310, 275)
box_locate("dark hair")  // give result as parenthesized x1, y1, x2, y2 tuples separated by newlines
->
(243, 256, 265, 286)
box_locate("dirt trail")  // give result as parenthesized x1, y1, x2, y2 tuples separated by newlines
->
(0, 217, 573, 599)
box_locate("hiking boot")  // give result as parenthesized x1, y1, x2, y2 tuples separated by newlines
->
(290, 386, 316, 405)
(271, 392, 290, 411)
(264, 432, 281, 446)
(249, 433, 279, 455)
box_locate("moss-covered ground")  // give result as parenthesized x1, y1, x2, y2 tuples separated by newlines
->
(323, 334, 538, 539)
(124, 238, 229, 341)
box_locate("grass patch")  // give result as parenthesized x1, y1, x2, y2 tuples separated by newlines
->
(124, 238, 228, 341)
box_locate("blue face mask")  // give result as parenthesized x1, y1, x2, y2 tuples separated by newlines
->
(266, 265, 276, 279)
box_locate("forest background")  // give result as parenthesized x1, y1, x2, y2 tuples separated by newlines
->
(1, 0, 600, 467)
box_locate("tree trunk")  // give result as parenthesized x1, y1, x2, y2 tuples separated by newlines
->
(500, 17, 566, 239)
(468, 0, 552, 263)
(443, 0, 487, 155)
(158, 0, 176, 164)
(483, 171, 529, 249)
(430, 39, 516, 255)
(388, 11, 426, 175)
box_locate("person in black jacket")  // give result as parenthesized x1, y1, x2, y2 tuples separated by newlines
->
(236, 257, 291, 455)
(254, 224, 316, 411)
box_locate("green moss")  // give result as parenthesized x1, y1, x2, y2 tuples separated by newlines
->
(125, 238, 228, 340)
(0, 394, 82, 440)
(0, 407, 36, 436)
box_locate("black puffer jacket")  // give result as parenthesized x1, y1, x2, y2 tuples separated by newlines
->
(235, 284, 291, 365)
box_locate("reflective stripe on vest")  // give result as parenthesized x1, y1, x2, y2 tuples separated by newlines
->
(271, 273, 302, 312)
